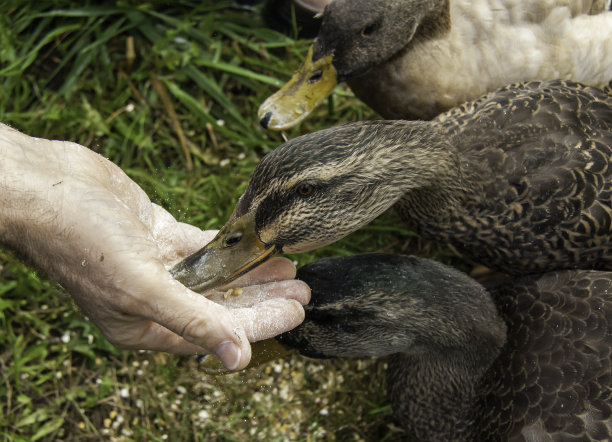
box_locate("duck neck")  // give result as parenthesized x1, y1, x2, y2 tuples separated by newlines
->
(389, 121, 465, 221)
(413, 0, 451, 43)
(389, 338, 503, 441)
(388, 271, 507, 440)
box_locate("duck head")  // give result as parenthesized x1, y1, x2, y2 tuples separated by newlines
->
(258, 0, 451, 130)
(198, 252, 505, 374)
(278, 252, 505, 359)
(171, 120, 450, 292)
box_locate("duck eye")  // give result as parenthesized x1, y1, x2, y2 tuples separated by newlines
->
(361, 22, 379, 37)
(297, 183, 314, 196)
(224, 232, 242, 248)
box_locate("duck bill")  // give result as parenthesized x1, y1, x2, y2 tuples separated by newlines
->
(199, 338, 293, 375)
(170, 211, 280, 293)
(258, 45, 337, 131)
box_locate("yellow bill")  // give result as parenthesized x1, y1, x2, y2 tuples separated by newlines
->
(198, 338, 293, 375)
(171, 210, 280, 293)
(258, 45, 337, 130)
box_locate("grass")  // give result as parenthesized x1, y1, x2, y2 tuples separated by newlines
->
(0, 1, 423, 439)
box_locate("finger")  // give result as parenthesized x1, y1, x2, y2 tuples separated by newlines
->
(149, 203, 218, 264)
(175, 223, 217, 251)
(133, 275, 253, 370)
(108, 320, 212, 355)
(129, 320, 252, 371)
(222, 257, 298, 288)
(207, 279, 311, 308)
(230, 298, 305, 343)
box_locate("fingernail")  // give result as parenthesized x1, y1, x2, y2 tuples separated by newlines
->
(214, 341, 242, 371)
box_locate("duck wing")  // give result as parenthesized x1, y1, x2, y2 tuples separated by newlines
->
(477, 270, 612, 441)
(426, 80, 612, 272)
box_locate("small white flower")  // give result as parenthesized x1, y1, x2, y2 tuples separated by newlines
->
(125, 103, 135, 112)
(198, 410, 209, 420)
(319, 408, 329, 416)
(119, 387, 130, 398)
(61, 332, 70, 344)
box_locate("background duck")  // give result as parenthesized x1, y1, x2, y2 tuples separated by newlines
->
(258, 0, 612, 130)
(276, 253, 612, 441)
(172, 80, 612, 292)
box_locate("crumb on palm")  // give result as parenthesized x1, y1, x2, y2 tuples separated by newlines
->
(224, 287, 243, 299)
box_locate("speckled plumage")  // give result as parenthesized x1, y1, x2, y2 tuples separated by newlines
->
(410, 80, 612, 273)
(278, 253, 612, 441)
(240, 80, 612, 274)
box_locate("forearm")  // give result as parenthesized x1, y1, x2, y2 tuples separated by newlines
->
(0, 125, 56, 251)
(0, 124, 97, 284)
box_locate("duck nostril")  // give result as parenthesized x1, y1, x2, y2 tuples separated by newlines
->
(308, 69, 323, 83)
(260, 111, 272, 129)
(225, 233, 243, 248)
(361, 22, 379, 37)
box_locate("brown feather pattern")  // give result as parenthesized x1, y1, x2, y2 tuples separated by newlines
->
(402, 80, 612, 273)
(240, 80, 612, 273)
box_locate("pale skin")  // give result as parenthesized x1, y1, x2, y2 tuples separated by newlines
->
(0, 123, 310, 371)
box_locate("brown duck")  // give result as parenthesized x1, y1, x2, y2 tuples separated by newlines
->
(172, 80, 612, 291)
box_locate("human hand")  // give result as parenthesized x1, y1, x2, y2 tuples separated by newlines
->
(0, 124, 310, 370)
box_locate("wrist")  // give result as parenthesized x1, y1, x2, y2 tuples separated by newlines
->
(0, 125, 25, 246)
(0, 124, 65, 254)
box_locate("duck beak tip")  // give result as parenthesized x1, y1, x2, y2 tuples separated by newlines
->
(171, 213, 280, 293)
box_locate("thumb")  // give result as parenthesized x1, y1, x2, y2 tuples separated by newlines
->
(139, 277, 253, 370)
